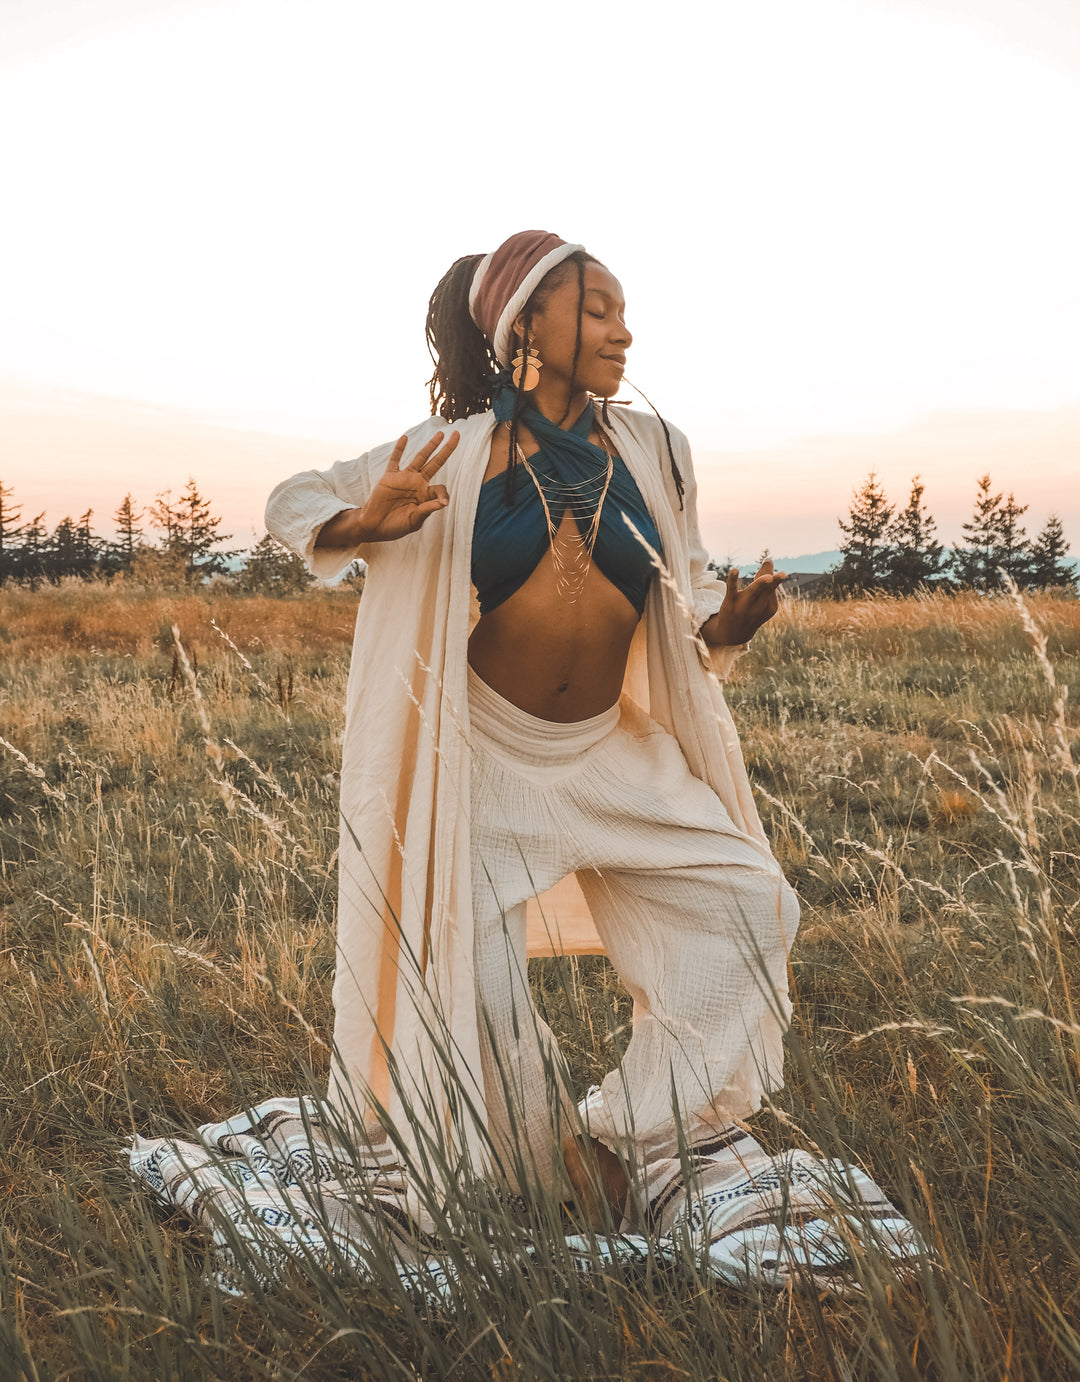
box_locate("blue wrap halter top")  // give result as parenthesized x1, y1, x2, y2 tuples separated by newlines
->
(471, 400, 663, 617)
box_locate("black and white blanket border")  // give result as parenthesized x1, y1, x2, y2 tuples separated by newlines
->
(129, 1096, 925, 1301)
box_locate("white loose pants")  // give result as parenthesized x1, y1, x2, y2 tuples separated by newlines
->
(467, 666, 799, 1194)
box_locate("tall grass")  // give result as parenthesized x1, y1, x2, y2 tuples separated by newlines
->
(0, 583, 1078, 1378)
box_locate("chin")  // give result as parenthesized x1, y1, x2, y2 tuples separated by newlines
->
(586, 369, 625, 398)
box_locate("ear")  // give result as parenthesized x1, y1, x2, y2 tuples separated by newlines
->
(511, 311, 529, 346)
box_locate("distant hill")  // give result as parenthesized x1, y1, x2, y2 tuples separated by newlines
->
(771, 550, 841, 574)
(768, 549, 1078, 578)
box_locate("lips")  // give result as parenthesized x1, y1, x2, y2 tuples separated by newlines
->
(601, 355, 626, 367)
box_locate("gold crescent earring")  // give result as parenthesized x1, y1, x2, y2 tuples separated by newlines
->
(511, 345, 542, 391)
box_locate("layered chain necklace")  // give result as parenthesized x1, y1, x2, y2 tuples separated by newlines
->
(513, 412, 614, 603)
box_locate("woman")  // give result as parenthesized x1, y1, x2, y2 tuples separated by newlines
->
(265, 230, 799, 1225)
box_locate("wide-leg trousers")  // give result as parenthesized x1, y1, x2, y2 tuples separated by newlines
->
(467, 666, 800, 1195)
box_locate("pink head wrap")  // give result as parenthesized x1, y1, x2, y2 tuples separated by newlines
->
(468, 230, 586, 367)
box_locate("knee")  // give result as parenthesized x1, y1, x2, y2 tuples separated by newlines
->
(719, 866, 799, 955)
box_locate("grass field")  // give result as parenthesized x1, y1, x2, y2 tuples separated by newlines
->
(1, 581, 1079, 1380)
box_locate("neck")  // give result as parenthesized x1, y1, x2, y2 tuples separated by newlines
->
(527, 379, 591, 429)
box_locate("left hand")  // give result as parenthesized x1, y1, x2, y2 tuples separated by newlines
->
(701, 558, 787, 647)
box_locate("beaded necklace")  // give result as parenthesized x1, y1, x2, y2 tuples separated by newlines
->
(513, 412, 614, 603)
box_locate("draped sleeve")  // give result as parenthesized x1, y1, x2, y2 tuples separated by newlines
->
(264, 416, 451, 581)
(660, 420, 748, 682)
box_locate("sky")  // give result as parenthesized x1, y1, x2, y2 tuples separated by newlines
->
(1, 0, 1078, 562)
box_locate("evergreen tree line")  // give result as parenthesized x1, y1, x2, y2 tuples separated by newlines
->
(2, 471, 1073, 599)
(0, 477, 317, 594)
(829, 473, 1076, 595)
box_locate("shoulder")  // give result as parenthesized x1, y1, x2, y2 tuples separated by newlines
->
(606, 406, 689, 454)
(604, 405, 700, 517)
(371, 413, 456, 459)
(443, 410, 496, 441)
(365, 410, 494, 472)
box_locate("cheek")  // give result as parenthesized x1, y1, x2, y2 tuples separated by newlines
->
(559, 318, 602, 355)
(534, 313, 605, 369)
(582, 319, 612, 357)
(537, 323, 585, 367)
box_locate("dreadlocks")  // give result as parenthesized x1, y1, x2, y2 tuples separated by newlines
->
(426, 254, 499, 423)
(425, 248, 684, 506)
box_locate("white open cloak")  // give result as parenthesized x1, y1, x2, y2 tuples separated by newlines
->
(266, 407, 788, 1165)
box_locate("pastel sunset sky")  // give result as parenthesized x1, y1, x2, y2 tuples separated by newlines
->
(2, 0, 1078, 563)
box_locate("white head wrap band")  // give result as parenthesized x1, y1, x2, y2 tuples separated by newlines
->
(467, 231, 586, 367)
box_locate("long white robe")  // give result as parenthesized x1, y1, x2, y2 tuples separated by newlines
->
(266, 406, 790, 1167)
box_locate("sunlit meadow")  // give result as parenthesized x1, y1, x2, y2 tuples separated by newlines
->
(1, 581, 1078, 1380)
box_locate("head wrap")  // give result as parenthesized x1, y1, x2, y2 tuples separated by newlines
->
(468, 230, 585, 367)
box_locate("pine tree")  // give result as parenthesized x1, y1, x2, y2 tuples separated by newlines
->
(174, 478, 232, 582)
(237, 533, 315, 595)
(830, 473, 894, 593)
(952, 475, 1003, 591)
(149, 489, 179, 552)
(111, 493, 144, 572)
(884, 475, 948, 595)
(1029, 514, 1076, 591)
(47, 517, 80, 581)
(151, 479, 233, 583)
(73, 509, 100, 578)
(0, 479, 23, 584)
(14, 512, 47, 586)
(993, 493, 1032, 586)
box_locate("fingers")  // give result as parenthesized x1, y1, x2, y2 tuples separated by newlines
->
(404, 431, 444, 472)
(425, 429, 460, 477)
(404, 429, 460, 477)
(385, 435, 409, 472)
(410, 489, 450, 525)
(725, 566, 785, 609)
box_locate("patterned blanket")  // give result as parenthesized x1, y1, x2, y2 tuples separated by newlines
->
(129, 1096, 923, 1300)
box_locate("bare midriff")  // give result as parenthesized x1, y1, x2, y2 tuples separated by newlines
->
(466, 422, 641, 723)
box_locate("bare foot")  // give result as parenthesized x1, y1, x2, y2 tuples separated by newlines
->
(562, 1136, 629, 1229)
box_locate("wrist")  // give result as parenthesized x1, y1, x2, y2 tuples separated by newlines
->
(315, 505, 374, 552)
(701, 609, 740, 648)
(350, 504, 377, 545)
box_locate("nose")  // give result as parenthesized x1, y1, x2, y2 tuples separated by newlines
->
(613, 317, 632, 348)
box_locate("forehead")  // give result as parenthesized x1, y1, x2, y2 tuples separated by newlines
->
(541, 260, 625, 311)
(582, 262, 625, 306)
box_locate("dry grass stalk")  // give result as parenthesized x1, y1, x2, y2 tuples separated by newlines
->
(0, 581, 1078, 1377)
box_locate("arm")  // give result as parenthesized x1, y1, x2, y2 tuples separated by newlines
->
(316, 430, 457, 546)
(669, 423, 786, 660)
(265, 423, 457, 580)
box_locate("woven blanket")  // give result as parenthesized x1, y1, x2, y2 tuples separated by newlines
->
(129, 1096, 923, 1300)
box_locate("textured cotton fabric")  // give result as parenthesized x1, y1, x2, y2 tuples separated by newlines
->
(265, 405, 762, 1168)
(467, 664, 798, 1188)
(129, 1096, 924, 1299)
(128, 402, 930, 1297)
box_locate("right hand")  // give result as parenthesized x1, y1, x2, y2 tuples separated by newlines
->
(702, 557, 787, 646)
(353, 429, 459, 543)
